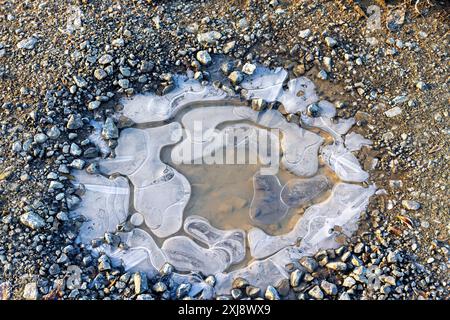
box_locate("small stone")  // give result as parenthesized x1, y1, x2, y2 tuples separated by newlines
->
(220, 61, 234, 75)
(326, 262, 347, 271)
(264, 285, 280, 300)
(316, 69, 328, 80)
(176, 283, 191, 298)
(325, 36, 337, 48)
(228, 71, 243, 85)
(290, 269, 305, 287)
(134, 272, 148, 295)
(152, 281, 167, 293)
(47, 126, 61, 139)
(73, 75, 88, 88)
(223, 41, 236, 54)
(118, 79, 129, 89)
(245, 285, 261, 298)
(34, 133, 48, 144)
(232, 277, 249, 289)
(22, 282, 39, 300)
(299, 257, 318, 273)
(343, 276, 356, 288)
(88, 101, 101, 110)
(102, 118, 118, 140)
(67, 114, 83, 130)
(231, 288, 243, 299)
(196, 50, 212, 66)
(197, 31, 221, 45)
(98, 54, 113, 65)
(130, 212, 144, 226)
(242, 63, 256, 75)
(94, 69, 107, 80)
(17, 37, 38, 50)
(20, 212, 45, 229)
(384, 106, 402, 118)
(98, 255, 111, 271)
(308, 285, 324, 300)
(416, 81, 428, 90)
(320, 280, 338, 296)
(338, 292, 351, 300)
(401, 200, 421, 211)
(299, 29, 311, 39)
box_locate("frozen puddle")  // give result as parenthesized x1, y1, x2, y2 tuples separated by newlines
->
(70, 68, 375, 297)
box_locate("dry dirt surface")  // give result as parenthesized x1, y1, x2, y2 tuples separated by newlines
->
(0, 0, 448, 300)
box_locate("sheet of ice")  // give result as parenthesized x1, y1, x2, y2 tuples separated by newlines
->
(321, 142, 369, 182)
(250, 173, 288, 225)
(72, 171, 130, 243)
(215, 256, 289, 295)
(162, 236, 232, 275)
(301, 114, 355, 142)
(121, 75, 227, 123)
(184, 215, 246, 264)
(278, 78, 319, 114)
(241, 67, 288, 102)
(248, 183, 376, 259)
(345, 132, 373, 151)
(280, 175, 330, 207)
(134, 169, 191, 238)
(104, 229, 167, 278)
(99, 123, 191, 238)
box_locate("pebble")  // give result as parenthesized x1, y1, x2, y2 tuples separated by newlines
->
(290, 269, 305, 287)
(22, 282, 39, 300)
(98, 54, 113, 65)
(299, 257, 318, 273)
(34, 133, 48, 144)
(73, 75, 88, 88)
(102, 118, 119, 140)
(384, 106, 402, 118)
(242, 63, 256, 75)
(196, 50, 212, 66)
(134, 272, 148, 295)
(343, 276, 356, 288)
(228, 71, 243, 85)
(326, 262, 347, 271)
(308, 285, 324, 300)
(325, 36, 337, 48)
(265, 285, 280, 300)
(17, 37, 38, 50)
(19, 212, 46, 229)
(401, 200, 421, 211)
(197, 31, 221, 45)
(317, 69, 328, 80)
(88, 101, 101, 110)
(94, 69, 107, 80)
(320, 280, 338, 296)
(299, 29, 311, 39)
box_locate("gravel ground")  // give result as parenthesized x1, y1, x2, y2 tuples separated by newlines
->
(0, 0, 448, 300)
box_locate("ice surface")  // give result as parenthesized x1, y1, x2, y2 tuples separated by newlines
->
(72, 171, 130, 243)
(321, 142, 369, 182)
(248, 183, 376, 259)
(162, 236, 232, 275)
(99, 123, 191, 238)
(250, 173, 288, 225)
(241, 67, 288, 102)
(345, 132, 373, 151)
(105, 228, 167, 278)
(184, 215, 246, 264)
(302, 114, 355, 141)
(278, 78, 319, 114)
(280, 175, 330, 207)
(71, 68, 376, 295)
(121, 75, 227, 123)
